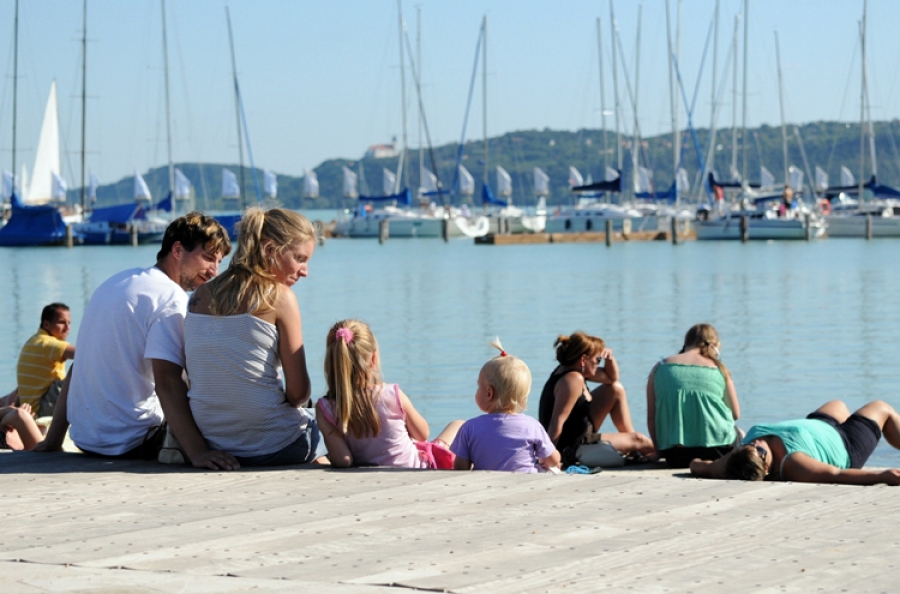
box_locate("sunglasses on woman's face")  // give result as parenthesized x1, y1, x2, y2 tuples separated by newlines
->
(753, 444, 768, 465)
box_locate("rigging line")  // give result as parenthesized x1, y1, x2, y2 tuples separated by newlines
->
(671, 50, 708, 201)
(827, 35, 861, 175)
(236, 83, 262, 204)
(402, 24, 444, 205)
(171, 2, 207, 208)
(448, 21, 483, 200)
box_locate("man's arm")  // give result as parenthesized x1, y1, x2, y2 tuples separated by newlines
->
(34, 371, 72, 452)
(151, 359, 239, 470)
(782, 453, 900, 485)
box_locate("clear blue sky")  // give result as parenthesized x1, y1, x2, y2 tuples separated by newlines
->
(1, 0, 898, 187)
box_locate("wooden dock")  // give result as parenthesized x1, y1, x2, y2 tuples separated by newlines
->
(476, 229, 696, 245)
(2, 451, 896, 593)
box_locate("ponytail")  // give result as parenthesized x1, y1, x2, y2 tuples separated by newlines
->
(682, 323, 729, 376)
(324, 319, 381, 438)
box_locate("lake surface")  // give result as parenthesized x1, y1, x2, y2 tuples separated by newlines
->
(3, 220, 900, 467)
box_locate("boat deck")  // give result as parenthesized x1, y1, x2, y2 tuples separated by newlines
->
(3, 451, 896, 593)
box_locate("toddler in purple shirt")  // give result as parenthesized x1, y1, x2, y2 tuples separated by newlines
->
(451, 339, 561, 473)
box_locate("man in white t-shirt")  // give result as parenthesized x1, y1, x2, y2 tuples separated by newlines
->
(37, 212, 239, 470)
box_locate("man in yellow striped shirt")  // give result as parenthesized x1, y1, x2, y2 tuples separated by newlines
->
(15, 303, 76, 417)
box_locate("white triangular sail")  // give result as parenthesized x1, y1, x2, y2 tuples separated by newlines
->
(815, 166, 828, 191)
(26, 81, 61, 204)
(636, 167, 653, 194)
(760, 166, 776, 190)
(605, 166, 619, 182)
(134, 171, 152, 201)
(840, 165, 855, 187)
(675, 167, 690, 194)
(2, 171, 13, 200)
(221, 168, 240, 199)
(533, 167, 550, 196)
(458, 165, 474, 195)
(89, 173, 99, 201)
(383, 168, 396, 196)
(788, 166, 804, 192)
(496, 166, 512, 197)
(304, 169, 319, 199)
(174, 168, 192, 199)
(264, 169, 277, 199)
(342, 166, 358, 198)
(51, 173, 67, 201)
(420, 166, 438, 194)
(568, 166, 583, 188)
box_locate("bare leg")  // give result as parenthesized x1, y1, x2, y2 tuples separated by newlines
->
(854, 401, 900, 450)
(599, 431, 656, 456)
(813, 400, 852, 423)
(589, 382, 635, 433)
(434, 420, 464, 448)
(0, 407, 43, 451)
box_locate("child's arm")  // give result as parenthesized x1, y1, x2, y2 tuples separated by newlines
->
(315, 400, 353, 468)
(539, 449, 561, 470)
(453, 456, 473, 470)
(397, 388, 430, 442)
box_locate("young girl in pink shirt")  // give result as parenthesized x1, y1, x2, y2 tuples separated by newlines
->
(316, 319, 461, 468)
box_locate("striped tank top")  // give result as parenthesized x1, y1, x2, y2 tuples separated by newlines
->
(185, 313, 307, 457)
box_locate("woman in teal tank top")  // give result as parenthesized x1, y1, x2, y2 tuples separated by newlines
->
(647, 324, 740, 468)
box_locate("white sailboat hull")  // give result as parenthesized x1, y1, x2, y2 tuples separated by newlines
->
(825, 212, 900, 238)
(695, 215, 826, 240)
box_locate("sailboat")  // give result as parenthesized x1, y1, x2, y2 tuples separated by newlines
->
(0, 81, 81, 246)
(821, 3, 900, 238)
(75, 171, 168, 244)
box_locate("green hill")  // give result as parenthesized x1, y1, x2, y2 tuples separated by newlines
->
(77, 120, 900, 210)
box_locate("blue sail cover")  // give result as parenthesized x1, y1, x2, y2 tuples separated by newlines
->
(213, 214, 242, 240)
(481, 184, 507, 207)
(0, 197, 69, 247)
(640, 181, 677, 203)
(866, 176, 900, 199)
(89, 203, 145, 224)
(156, 192, 173, 212)
(357, 188, 412, 205)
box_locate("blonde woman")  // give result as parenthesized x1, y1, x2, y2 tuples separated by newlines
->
(185, 207, 319, 466)
(538, 331, 654, 468)
(646, 324, 740, 468)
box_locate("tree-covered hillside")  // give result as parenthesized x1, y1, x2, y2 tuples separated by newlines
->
(79, 120, 900, 210)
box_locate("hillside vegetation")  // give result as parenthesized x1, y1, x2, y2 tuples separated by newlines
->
(82, 120, 900, 210)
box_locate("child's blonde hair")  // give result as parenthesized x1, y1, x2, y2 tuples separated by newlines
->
(206, 207, 316, 316)
(481, 338, 532, 414)
(323, 319, 382, 438)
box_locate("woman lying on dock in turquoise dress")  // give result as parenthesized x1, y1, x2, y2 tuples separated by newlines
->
(690, 400, 900, 485)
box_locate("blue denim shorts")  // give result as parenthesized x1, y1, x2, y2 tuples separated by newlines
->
(235, 418, 321, 467)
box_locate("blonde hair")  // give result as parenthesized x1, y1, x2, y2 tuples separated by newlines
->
(323, 319, 382, 438)
(681, 323, 729, 375)
(205, 207, 315, 316)
(480, 338, 532, 414)
(553, 331, 605, 366)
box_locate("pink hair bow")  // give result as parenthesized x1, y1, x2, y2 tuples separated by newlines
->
(335, 327, 354, 344)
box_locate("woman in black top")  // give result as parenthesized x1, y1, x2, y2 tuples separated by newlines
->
(539, 331, 654, 467)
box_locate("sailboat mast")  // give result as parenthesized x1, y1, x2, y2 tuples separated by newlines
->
(417, 6, 423, 189)
(858, 6, 866, 203)
(741, 0, 749, 180)
(597, 17, 607, 173)
(730, 14, 739, 179)
(631, 4, 642, 198)
(226, 6, 245, 209)
(11, 0, 18, 192)
(665, 1, 677, 180)
(161, 0, 175, 204)
(80, 0, 87, 214)
(397, 0, 409, 194)
(709, 0, 718, 179)
(775, 31, 788, 185)
(609, 1, 622, 171)
(482, 15, 488, 186)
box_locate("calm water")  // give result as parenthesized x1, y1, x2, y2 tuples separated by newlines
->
(3, 220, 900, 466)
